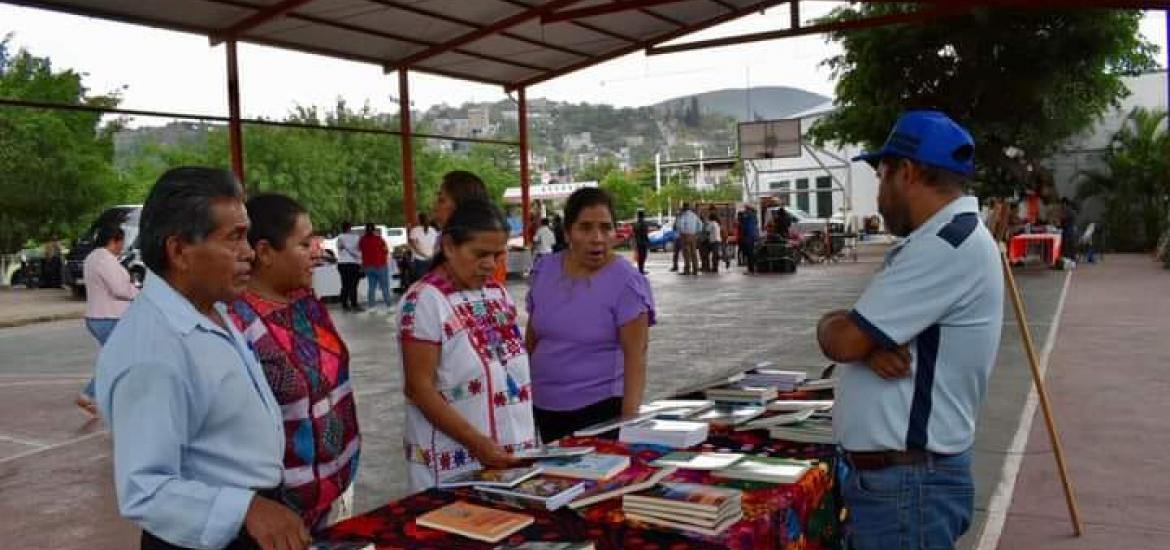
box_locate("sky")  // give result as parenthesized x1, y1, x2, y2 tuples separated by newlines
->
(1, 3, 1167, 124)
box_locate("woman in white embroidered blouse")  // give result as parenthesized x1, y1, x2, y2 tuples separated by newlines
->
(397, 199, 536, 492)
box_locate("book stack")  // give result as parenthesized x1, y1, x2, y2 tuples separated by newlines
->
(739, 368, 808, 393)
(767, 418, 835, 444)
(703, 383, 778, 404)
(438, 466, 543, 489)
(639, 399, 715, 419)
(688, 403, 766, 427)
(511, 446, 595, 460)
(415, 501, 534, 543)
(712, 456, 813, 484)
(568, 463, 677, 510)
(622, 483, 743, 536)
(476, 475, 587, 511)
(766, 399, 834, 412)
(536, 453, 631, 481)
(618, 419, 709, 448)
(797, 377, 837, 392)
(736, 408, 816, 431)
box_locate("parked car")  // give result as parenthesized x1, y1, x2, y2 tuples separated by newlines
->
(320, 225, 408, 260)
(65, 205, 143, 297)
(6, 248, 44, 288)
(647, 221, 676, 252)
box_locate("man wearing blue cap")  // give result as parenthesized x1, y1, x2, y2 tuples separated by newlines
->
(816, 111, 1004, 549)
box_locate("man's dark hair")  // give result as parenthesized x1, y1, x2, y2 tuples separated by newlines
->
(95, 224, 125, 248)
(440, 170, 489, 204)
(139, 166, 244, 276)
(881, 156, 969, 192)
(540, 217, 550, 226)
(637, 210, 645, 221)
(431, 199, 509, 270)
(418, 213, 430, 226)
(365, 223, 376, 235)
(564, 187, 616, 229)
(245, 193, 307, 251)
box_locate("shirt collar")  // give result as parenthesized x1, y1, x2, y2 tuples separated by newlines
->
(142, 270, 230, 336)
(905, 196, 980, 242)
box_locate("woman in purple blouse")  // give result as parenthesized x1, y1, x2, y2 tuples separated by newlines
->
(525, 188, 656, 443)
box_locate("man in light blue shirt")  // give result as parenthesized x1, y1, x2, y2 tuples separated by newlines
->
(673, 203, 703, 275)
(96, 167, 310, 550)
(817, 112, 1003, 550)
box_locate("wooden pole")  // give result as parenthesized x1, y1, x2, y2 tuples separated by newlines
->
(519, 86, 531, 246)
(225, 40, 245, 187)
(398, 70, 417, 226)
(999, 245, 1083, 536)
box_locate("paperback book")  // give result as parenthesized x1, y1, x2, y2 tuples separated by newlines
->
(476, 475, 587, 511)
(712, 456, 813, 484)
(536, 453, 630, 480)
(438, 466, 543, 489)
(650, 451, 745, 471)
(415, 501, 534, 543)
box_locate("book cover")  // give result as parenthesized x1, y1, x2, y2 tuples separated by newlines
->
(568, 464, 677, 509)
(639, 399, 715, 419)
(477, 476, 587, 511)
(737, 408, 816, 430)
(713, 456, 813, 484)
(689, 403, 766, 426)
(618, 419, 709, 448)
(511, 446, 595, 460)
(537, 453, 630, 480)
(623, 483, 742, 514)
(650, 451, 745, 471)
(572, 414, 652, 437)
(438, 466, 543, 489)
(415, 501, 534, 543)
(624, 510, 743, 537)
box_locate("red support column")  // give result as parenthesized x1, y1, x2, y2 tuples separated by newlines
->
(226, 40, 245, 186)
(399, 69, 417, 226)
(519, 86, 531, 246)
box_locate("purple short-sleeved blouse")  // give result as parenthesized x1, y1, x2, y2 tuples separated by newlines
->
(526, 251, 656, 411)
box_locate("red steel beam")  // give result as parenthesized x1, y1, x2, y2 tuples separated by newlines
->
(364, 0, 594, 59)
(398, 70, 417, 227)
(386, 0, 584, 71)
(639, 7, 687, 28)
(226, 39, 246, 186)
(519, 87, 532, 246)
(210, 0, 316, 45)
(647, 4, 970, 55)
(497, 0, 640, 44)
(508, 0, 788, 91)
(541, 0, 689, 24)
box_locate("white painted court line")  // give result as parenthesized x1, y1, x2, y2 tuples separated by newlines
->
(0, 430, 107, 465)
(976, 269, 1073, 550)
(0, 433, 49, 448)
(0, 379, 89, 388)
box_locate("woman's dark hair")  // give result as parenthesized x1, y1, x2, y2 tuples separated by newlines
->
(365, 223, 376, 235)
(139, 166, 244, 276)
(244, 193, 307, 250)
(95, 224, 125, 248)
(431, 199, 509, 270)
(440, 170, 489, 204)
(563, 187, 615, 229)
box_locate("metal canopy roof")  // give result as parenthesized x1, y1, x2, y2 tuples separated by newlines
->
(6, 0, 787, 90)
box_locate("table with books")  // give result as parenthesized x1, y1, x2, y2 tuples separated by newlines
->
(320, 367, 845, 550)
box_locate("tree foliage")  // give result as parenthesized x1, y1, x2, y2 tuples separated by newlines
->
(0, 36, 121, 252)
(1077, 107, 1170, 252)
(808, 6, 1158, 194)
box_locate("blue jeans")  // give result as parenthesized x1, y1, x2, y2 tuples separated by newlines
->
(843, 449, 974, 550)
(82, 317, 119, 398)
(365, 266, 393, 308)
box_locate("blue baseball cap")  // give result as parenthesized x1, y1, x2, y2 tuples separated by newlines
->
(852, 111, 975, 175)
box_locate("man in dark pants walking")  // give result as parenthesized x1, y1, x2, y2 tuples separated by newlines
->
(739, 206, 759, 274)
(633, 210, 651, 275)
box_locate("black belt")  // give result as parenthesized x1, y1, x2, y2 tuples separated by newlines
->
(845, 449, 931, 471)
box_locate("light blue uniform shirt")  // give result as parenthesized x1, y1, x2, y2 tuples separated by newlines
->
(676, 210, 703, 235)
(835, 196, 1004, 454)
(95, 271, 284, 549)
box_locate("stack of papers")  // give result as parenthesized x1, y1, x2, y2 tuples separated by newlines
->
(619, 419, 709, 449)
(623, 483, 743, 536)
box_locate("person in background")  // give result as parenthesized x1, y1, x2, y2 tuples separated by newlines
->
(633, 210, 651, 275)
(526, 188, 655, 443)
(674, 203, 702, 276)
(398, 199, 536, 491)
(335, 221, 363, 313)
(95, 166, 307, 550)
(704, 213, 722, 274)
(76, 224, 138, 416)
(409, 213, 439, 281)
(816, 111, 1002, 550)
(227, 193, 360, 534)
(740, 205, 760, 274)
(532, 217, 555, 264)
(430, 170, 509, 284)
(359, 223, 393, 312)
(551, 214, 567, 253)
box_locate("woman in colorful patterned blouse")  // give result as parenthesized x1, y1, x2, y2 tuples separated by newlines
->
(398, 199, 536, 492)
(227, 193, 360, 531)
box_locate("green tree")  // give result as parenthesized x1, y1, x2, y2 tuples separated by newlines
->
(575, 159, 619, 183)
(0, 37, 121, 252)
(808, 6, 1158, 194)
(600, 169, 644, 220)
(1077, 107, 1170, 252)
